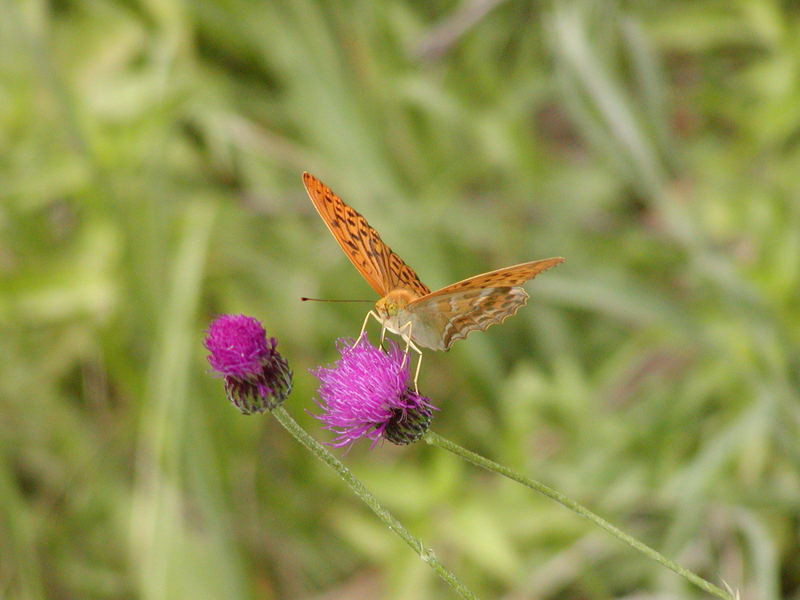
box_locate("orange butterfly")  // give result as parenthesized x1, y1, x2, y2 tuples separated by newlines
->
(303, 172, 563, 378)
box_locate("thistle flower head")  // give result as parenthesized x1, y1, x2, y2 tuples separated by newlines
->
(204, 314, 292, 413)
(312, 338, 435, 447)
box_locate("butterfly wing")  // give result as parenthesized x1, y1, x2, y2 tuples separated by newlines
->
(407, 257, 564, 350)
(414, 257, 565, 301)
(303, 172, 430, 297)
(404, 286, 527, 350)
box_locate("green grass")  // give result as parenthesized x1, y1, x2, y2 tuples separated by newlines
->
(1, 0, 799, 598)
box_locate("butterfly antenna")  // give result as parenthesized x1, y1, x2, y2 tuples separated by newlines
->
(300, 297, 374, 303)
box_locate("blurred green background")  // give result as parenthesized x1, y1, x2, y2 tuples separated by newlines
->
(2, 0, 799, 598)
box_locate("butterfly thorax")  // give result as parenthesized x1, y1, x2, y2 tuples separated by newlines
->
(375, 289, 420, 318)
(375, 289, 421, 341)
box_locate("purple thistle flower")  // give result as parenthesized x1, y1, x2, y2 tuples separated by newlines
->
(312, 338, 436, 447)
(204, 314, 292, 414)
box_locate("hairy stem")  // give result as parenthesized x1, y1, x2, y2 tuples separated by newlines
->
(271, 407, 480, 600)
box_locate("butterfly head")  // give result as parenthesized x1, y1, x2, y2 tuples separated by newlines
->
(375, 289, 418, 319)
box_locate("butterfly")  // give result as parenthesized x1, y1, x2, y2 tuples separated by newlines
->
(303, 171, 563, 360)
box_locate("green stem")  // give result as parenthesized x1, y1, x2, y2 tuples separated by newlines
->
(424, 431, 733, 600)
(270, 407, 480, 600)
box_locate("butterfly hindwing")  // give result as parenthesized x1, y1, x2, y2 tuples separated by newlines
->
(408, 286, 529, 350)
(303, 172, 430, 297)
(406, 258, 563, 349)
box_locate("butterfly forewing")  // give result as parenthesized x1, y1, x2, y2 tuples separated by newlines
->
(303, 172, 430, 297)
(410, 257, 564, 304)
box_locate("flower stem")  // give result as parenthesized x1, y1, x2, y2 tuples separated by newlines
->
(424, 431, 733, 600)
(270, 407, 480, 600)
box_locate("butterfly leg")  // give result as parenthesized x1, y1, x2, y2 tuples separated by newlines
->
(397, 320, 424, 393)
(409, 343, 424, 394)
(357, 310, 382, 344)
